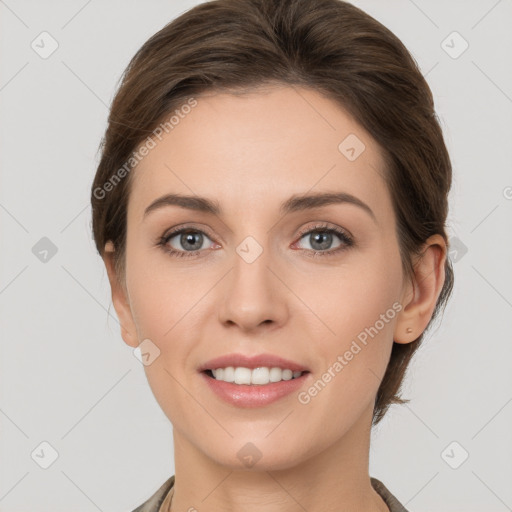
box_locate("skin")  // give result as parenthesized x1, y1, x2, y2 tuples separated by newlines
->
(103, 85, 446, 512)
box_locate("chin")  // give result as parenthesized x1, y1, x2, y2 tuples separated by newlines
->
(204, 441, 308, 472)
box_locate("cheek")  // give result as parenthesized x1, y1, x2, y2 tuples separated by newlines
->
(125, 248, 204, 381)
(125, 245, 187, 338)
(297, 245, 403, 340)
(301, 245, 403, 409)
(302, 269, 402, 430)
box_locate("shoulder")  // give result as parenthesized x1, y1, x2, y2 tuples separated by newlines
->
(130, 475, 175, 512)
(371, 477, 410, 512)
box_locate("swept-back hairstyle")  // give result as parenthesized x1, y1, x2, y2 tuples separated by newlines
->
(91, 0, 454, 426)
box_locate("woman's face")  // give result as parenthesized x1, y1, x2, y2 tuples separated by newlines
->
(116, 85, 410, 470)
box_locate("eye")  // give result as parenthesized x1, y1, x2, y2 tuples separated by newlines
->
(293, 223, 354, 257)
(157, 227, 218, 258)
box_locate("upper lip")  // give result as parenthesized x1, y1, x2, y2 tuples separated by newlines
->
(198, 353, 310, 373)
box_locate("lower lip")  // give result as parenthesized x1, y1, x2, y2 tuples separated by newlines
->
(200, 371, 310, 408)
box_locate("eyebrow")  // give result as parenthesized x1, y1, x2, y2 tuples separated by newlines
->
(143, 191, 376, 223)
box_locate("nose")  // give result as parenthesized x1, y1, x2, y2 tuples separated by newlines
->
(218, 243, 289, 333)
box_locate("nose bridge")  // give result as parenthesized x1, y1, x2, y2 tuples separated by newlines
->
(218, 234, 288, 331)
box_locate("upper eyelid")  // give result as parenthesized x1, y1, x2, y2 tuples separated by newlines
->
(164, 224, 216, 239)
(296, 222, 351, 237)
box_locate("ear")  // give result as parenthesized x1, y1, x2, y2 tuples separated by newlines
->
(394, 234, 447, 344)
(103, 241, 139, 348)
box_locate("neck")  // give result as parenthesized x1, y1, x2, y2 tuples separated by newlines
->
(169, 403, 389, 512)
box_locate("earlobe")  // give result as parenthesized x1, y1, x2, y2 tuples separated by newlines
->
(103, 242, 139, 348)
(393, 234, 447, 344)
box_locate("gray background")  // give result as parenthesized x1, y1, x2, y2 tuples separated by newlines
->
(1, 1, 511, 510)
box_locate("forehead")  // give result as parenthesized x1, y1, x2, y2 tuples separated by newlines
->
(128, 85, 390, 222)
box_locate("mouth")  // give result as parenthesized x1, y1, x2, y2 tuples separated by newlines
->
(197, 353, 311, 406)
(200, 367, 311, 408)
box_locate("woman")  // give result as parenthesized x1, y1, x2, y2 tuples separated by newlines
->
(90, 0, 454, 510)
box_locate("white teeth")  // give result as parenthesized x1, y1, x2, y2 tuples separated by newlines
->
(211, 367, 304, 385)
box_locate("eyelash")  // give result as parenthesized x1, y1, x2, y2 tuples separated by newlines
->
(156, 223, 354, 259)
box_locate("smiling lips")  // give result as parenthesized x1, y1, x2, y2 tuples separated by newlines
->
(198, 353, 311, 407)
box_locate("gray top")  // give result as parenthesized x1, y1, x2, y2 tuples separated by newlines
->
(132, 474, 410, 512)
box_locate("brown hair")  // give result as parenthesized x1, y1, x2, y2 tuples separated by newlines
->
(90, 0, 454, 426)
